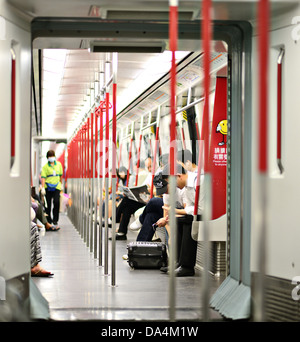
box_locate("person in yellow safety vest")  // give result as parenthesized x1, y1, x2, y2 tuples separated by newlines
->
(41, 150, 63, 231)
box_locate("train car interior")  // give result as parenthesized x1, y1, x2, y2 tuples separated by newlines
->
(1, 0, 300, 324)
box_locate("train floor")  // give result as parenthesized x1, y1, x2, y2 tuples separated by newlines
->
(32, 213, 225, 321)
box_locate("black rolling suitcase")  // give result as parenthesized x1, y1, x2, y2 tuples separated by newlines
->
(127, 241, 168, 269)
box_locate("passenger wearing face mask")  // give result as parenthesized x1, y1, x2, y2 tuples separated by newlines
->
(41, 150, 63, 230)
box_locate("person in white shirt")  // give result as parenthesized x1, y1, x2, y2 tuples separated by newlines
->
(158, 153, 204, 277)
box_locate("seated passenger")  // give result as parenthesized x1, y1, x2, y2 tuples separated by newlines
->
(100, 166, 134, 222)
(129, 152, 182, 239)
(158, 159, 204, 277)
(31, 196, 60, 231)
(134, 157, 152, 186)
(177, 149, 198, 173)
(30, 207, 53, 277)
(132, 171, 185, 243)
(117, 166, 135, 188)
(131, 173, 168, 241)
(114, 159, 154, 240)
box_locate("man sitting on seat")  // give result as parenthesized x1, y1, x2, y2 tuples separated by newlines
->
(157, 159, 205, 277)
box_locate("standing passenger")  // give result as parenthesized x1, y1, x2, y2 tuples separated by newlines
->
(41, 150, 63, 230)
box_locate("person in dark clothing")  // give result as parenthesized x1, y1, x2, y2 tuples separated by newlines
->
(133, 174, 169, 241)
(115, 197, 146, 240)
(136, 198, 164, 241)
(158, 157, 204, 277)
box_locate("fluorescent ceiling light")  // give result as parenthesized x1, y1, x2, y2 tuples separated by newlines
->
(117, 50, 190, 113)
(42, 49, 67, 136)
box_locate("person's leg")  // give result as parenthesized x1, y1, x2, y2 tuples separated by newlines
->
(30, 222, 54, 277)
(136, 210, 163, 241)
(30, 222, 42, 269)
(35, 202, 48, 226)
(176, 215, 196, 276)
(138, 197, 163, 224)
(45, 190, 53, 224)
(117, 199, 145, 235)
(116, 197, 128, 223)
(52, 189, 60, 225)
(176, 216, 185, 265)
(180, 218, 197, 267)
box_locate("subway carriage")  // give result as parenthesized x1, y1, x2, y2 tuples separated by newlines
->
(0, 0, 300, 322)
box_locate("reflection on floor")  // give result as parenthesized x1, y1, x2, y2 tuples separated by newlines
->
(33, 213, 224, 321)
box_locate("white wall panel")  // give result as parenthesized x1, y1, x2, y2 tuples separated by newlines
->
(0, 7, 31, 280)
(251, 18, 300, 281)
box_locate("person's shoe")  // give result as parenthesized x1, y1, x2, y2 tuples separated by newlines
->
(46, 224, 60, 231)
(116, 233, 127, 240)
(129, 218, 142, 231)
(160, 263, 179, 273)
(174, 266, 195, 277)
(109, 233, 127, 240)
(160, 266, 169, 273)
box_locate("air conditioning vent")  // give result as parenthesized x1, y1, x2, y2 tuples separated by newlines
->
(105, 10, 195, 21)
(88, 6, 198, 21)
(89, 41, 166, 53)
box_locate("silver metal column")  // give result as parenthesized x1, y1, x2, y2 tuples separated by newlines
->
(202, 173, 212, 322)
(98, 176, 103, 266)
(104, 177, 109, 275)
(111, 177, 117, 286)
(168, 175, 177, 321)
(93, 173, 98, 259)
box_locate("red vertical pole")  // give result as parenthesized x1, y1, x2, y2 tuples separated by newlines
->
(256, 0, 270, 322)
(181, 126, 186, 149)
(194, 119, 205, 216)
(84, 123, 87, 179)
(87, 118, 90, 181)
(168, 0, 178, 323)
(105, 93, 110, 179)
(99, 107, 104, 181)
(79, 129, 82, 181)
(202, 0, 212, 174)
(112, 84, 117, 179)
(258, 0, 269, 174)
(150, 126, 160, 198)
(94, 108, 98, 178)
(135, 133, 143, 186)
(116, 141, 122, 190)
(117, 142, 122, 170)
(73, 138, 75, 179)
(91, 112, 94, 180)
(169, 2, 178, 176)
(81, 128, 84, 181)
(127, 136, 133, 186)
(193, 0, 212, 217)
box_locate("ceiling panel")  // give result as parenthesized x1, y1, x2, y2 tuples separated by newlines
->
(25, 0, 297, 141)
